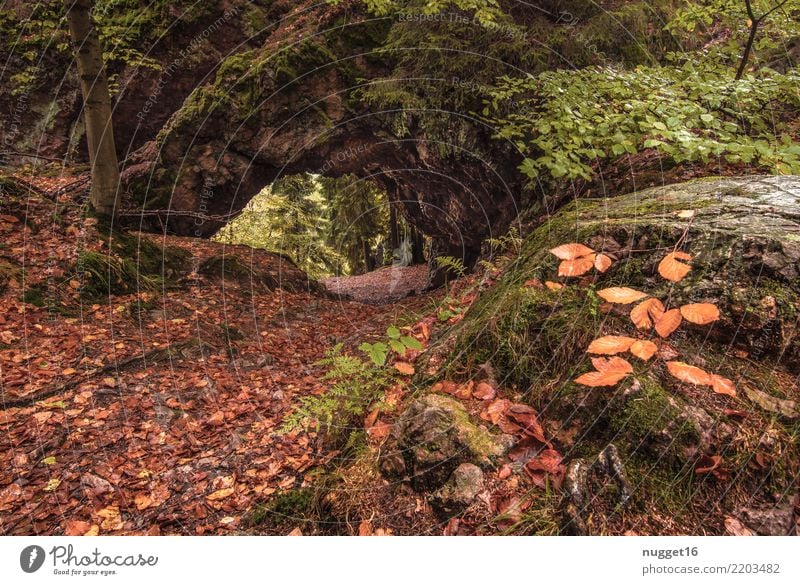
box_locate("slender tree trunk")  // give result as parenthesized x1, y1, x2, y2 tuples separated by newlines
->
(736, 16, 760, 80)
(64, 0, 120, 216)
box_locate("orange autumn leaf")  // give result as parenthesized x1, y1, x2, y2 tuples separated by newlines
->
(586, 335, 636, 355)
(575, 359, 632, 387)
(666, 361, 712, 385)
(630, 298, 665, 329)
(695, 454, 723, 474)
(680, 303, 720, 325)
(558, 254, 595, 277)
(591, 356, 633, 374)
(544, 281, 563, 291)
(629, 339, 658, 361)
(393, 362, 415, 375)
(549, 243, 595, 260)
(597, 287, 648, 304)
(710, 374, 736, 397)
(654, 308, 682, 338)
(594, 253, 613, 273)
(658, 251, 692, 282)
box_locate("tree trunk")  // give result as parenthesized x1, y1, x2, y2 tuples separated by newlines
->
(389, 204, 400, 250)
(64, 0, 120, 216)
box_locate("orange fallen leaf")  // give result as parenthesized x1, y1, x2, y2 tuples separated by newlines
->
(558, 255, 595, 277)
(575, 358, 632, 387)
(134, 494, 152, 510)
(695, 454, 722, 474)
(207, 487, 235, 501)
(358, 520, 373, 536)
(629, 339, 658, 361)
(393, 362, 415, 376)
(658, 251, 692, 282)
(630, 298, 665, 329)
(591, 356, 634, 374)
(594, 253, 613, 273)
(654, 309, 682, 338)
(549, 243, 595, 260)
(544, 281, 563, 291)
(597, 287, 648, 304)
(710, 374, 736, 397)
(666, 361, 712, 385)
(680, 302, 720, 325)
(586, 335, 636, 355)
(65, 520, 91, 536)
(473, 381, 496, 400)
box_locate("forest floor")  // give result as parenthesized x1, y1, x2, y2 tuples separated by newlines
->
(0, 172, 442, 535)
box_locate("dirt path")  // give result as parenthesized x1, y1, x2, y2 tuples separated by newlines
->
(0, 185, 438, 535)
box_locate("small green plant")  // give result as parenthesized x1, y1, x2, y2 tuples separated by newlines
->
(486, 226, 523, 255)
(279, 343, 397, 441)
(435, 255, 466, 278)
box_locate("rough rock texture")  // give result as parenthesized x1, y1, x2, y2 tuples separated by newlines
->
(736, 504, 797, 536)
(380, 394, 512, 492)
(431, 463, 484, 515)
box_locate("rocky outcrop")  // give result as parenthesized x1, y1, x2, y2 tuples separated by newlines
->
(379, 394, 511, 492)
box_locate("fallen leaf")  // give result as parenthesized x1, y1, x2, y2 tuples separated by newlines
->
(591, 356, 634, 374)
(523, 278, 543, 288)
(207, 487, 235, 501)
(544, 281, 563, 291)
(594, 253, 613, 273)
(667, 361, 712, 386)
(680, 303, 720, 325)
(724, 517, 754, 536)
(65, 520, 91, 536)
(586, 335, 636, 355)
(287, 527, 303, 536)
(549, 243, 595, 260)
(629, 339, 658, 361)
(498, 464, 512, 479)
(676, 209, 696, 219)
(742, 386, 798, 419)
(134, 494, 153, 510)
(96, 506, 123, 531)
(597, 287, 648, 304)
(658, 251, 692, 282)
(575, 362, 632, 387)
(630, 298, 665, 329)
(655, 309, 682, 338)
(710, 374, 736, 397)
(358, 520, 373, 536)
(393, 362, 415, 376)
(473, 381, 496, 400)
(695, 454, 722, 474)
(558, 255, 595, 277)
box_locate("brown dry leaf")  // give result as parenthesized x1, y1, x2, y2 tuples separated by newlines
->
(658, 251, 692, 282)
(287, 527, 303, 536)
(523, 278, 543, 288)
(666, 361, 712, 386)
(473, 381, 496, 400)
(695, 454, 722, 474)
(453, 380, 474, 400)
(597, 287, 648, 304)
(586, 335, 636, 355)
(481, 398, 511, 424)
(207, 487, 235, 501)
(550, 243, 595, 260)
(498, 464, 512, 479)
(544, 281, 563, 291)
(432, 380, 458, 395)
(630, 298, 665, 329)
(710, 374, 736, 397)
(724, 517, 755, 536)
(358, 520, 373, 536)
(558, 255, 595, 277)
(96, 506, 123, 531)
(655, 309, 682, 338)
(102, 377, 116, 388)
(84, 525, 100, 536)
(629, 339, 658, 361)
(134, 493, 152, 510)
(393, 362, 415, 376)
(594, 253, 613, 273)
(65, 520, 91, 536)
(680, 303, 720, 325)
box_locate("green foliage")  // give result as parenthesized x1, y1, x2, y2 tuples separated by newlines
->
(279, 343, 397, 440)
(332, 0, 503, 25)
(216, 174, 389, 277)
(435, 255, 466, 277)
(485, 64, 800, 184)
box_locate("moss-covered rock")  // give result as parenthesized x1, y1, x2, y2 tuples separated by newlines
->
(380, 393, 512, 491)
